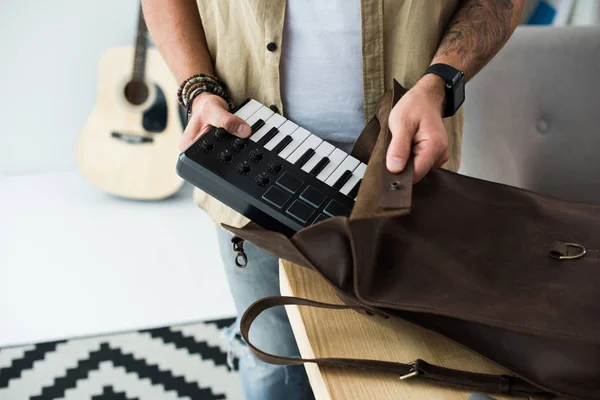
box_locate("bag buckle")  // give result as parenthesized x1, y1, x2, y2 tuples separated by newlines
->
(399, 359, 426, 380)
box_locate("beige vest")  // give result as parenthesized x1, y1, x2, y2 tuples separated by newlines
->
(194, 0, 463, 228)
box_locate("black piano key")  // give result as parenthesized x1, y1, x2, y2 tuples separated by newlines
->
(332, 170, 353, 190)
(294, 148, 315, 167)
(257, 127, 279, 146)
(309, 157, 330, 176)
(347, 179, 362, 198)
(251, 119, 265, 133)
(272, 135, 293, 154)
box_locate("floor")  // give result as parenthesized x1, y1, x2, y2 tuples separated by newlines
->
(0, 170, 236, 348)
(0, 317, 242, 400)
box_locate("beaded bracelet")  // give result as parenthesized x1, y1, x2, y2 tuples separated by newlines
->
(184, 79, 228, 106)
(177, 73, 229, 108)
(184, 84, 234, 122)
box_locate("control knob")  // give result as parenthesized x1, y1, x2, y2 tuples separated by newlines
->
(268, 161, 282, 173)
(232, 138, 246, 151)
(236, 161, 252, 175)
(249, 149, 264, 162)
(218, 150, 233, 163)
(200, 140, 214, 152)
(214, 127, 229, 140)
(255, 172, 270, 186)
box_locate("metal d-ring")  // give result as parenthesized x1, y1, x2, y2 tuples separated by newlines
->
(556, 243, 587, 260)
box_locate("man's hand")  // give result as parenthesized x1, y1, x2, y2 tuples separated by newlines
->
(179, 93, 252, 151)
(386, 74, 449, 183)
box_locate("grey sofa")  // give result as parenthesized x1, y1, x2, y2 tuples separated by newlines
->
(459, 26, 600, 204)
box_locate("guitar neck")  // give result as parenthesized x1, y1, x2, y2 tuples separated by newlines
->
(132, 4, 148, 83)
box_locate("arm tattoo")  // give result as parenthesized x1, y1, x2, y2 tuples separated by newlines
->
(436, 0, 515, 77)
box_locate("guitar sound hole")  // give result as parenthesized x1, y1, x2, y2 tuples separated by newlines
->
(124, 80, 149, 105)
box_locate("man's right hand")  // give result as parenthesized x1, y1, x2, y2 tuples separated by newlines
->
(179, 93, 252, 151)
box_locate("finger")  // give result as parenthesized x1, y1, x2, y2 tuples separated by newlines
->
(412, 140, 440, 183)
(205, 105, 251, 138)
(179, 120, 211, 151)
(386, 113, 415, 173)
(433, 149, 449, 169)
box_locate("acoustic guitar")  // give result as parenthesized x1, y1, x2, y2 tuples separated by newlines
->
(78, 5, 186, 200)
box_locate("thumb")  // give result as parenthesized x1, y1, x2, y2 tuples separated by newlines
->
(386, 115, 414, 173)
(206, 105, 251, 138)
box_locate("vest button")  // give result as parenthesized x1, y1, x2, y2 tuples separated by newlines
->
(266, 42, 277, 52)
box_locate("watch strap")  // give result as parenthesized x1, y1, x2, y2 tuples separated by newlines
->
(424, 63, 460, 85)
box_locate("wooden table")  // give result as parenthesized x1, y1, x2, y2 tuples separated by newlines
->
(279, 260, 522, 400)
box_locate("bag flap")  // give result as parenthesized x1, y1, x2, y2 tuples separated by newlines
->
(350, 168, 600, 344)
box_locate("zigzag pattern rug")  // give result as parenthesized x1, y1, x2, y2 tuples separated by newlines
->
(0, 318, 242, 400)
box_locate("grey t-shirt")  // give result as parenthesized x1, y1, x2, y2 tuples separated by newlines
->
(279, 0, 364, 152)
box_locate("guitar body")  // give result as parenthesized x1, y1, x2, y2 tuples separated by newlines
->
(78, 46, 184, 200)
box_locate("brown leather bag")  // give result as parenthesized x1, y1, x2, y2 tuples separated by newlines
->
(224, 81, 600, 399)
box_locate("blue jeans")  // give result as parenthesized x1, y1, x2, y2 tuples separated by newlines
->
(216, 226, 495, 400)
(216, 227, 314, 400)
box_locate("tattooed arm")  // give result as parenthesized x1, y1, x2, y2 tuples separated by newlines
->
(433, 0, 525, 81)
(386, 0, 525, 181)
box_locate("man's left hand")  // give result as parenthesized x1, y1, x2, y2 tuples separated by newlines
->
(386, 74, 449, 183)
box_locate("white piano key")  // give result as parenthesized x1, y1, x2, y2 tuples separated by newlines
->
(277, 127, 311, 158)
(246, 106, 274, 128)
(250, 112, 287, 143)
(340, 163, 367, 195)
(234, 99, 262, 121)
(325, 155, 360, 186)
(301, 141, 335, 173)
(286, 134, 322, 164)
(316, 149, 348, 182)
(264, 120, 298, 150)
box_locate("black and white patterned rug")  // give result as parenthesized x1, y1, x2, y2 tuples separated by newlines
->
(0, 318, 242, 400)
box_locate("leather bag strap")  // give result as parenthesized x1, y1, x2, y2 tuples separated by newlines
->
(240, 296, 554, 398)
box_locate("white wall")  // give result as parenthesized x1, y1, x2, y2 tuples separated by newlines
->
(0, 0, 142, 176)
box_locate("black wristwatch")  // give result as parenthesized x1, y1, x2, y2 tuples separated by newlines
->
(423, 63, 465, 118)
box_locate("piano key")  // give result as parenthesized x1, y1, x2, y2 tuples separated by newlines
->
(250, 113, 286, 143)
(278, 127, 311, 159)
(340, 163, 367, 196)
(257, 127, 279, 146)
(332, 170, 353, 190)
(301, 142, 335, 173)
(264, 120, 298, 150)
(294, 148, 315, 167)
(246, 106, 274, 128)
(309, 157, 330, 176)
(286, 134, 322, 164)
(271, 135, 293, 154)
(316, 149, 348, 182)
(347, 179, 362, 199)
(325, 155, 360, 186)
(234, 99, 262, 120)
(250, 119, 265, 133)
